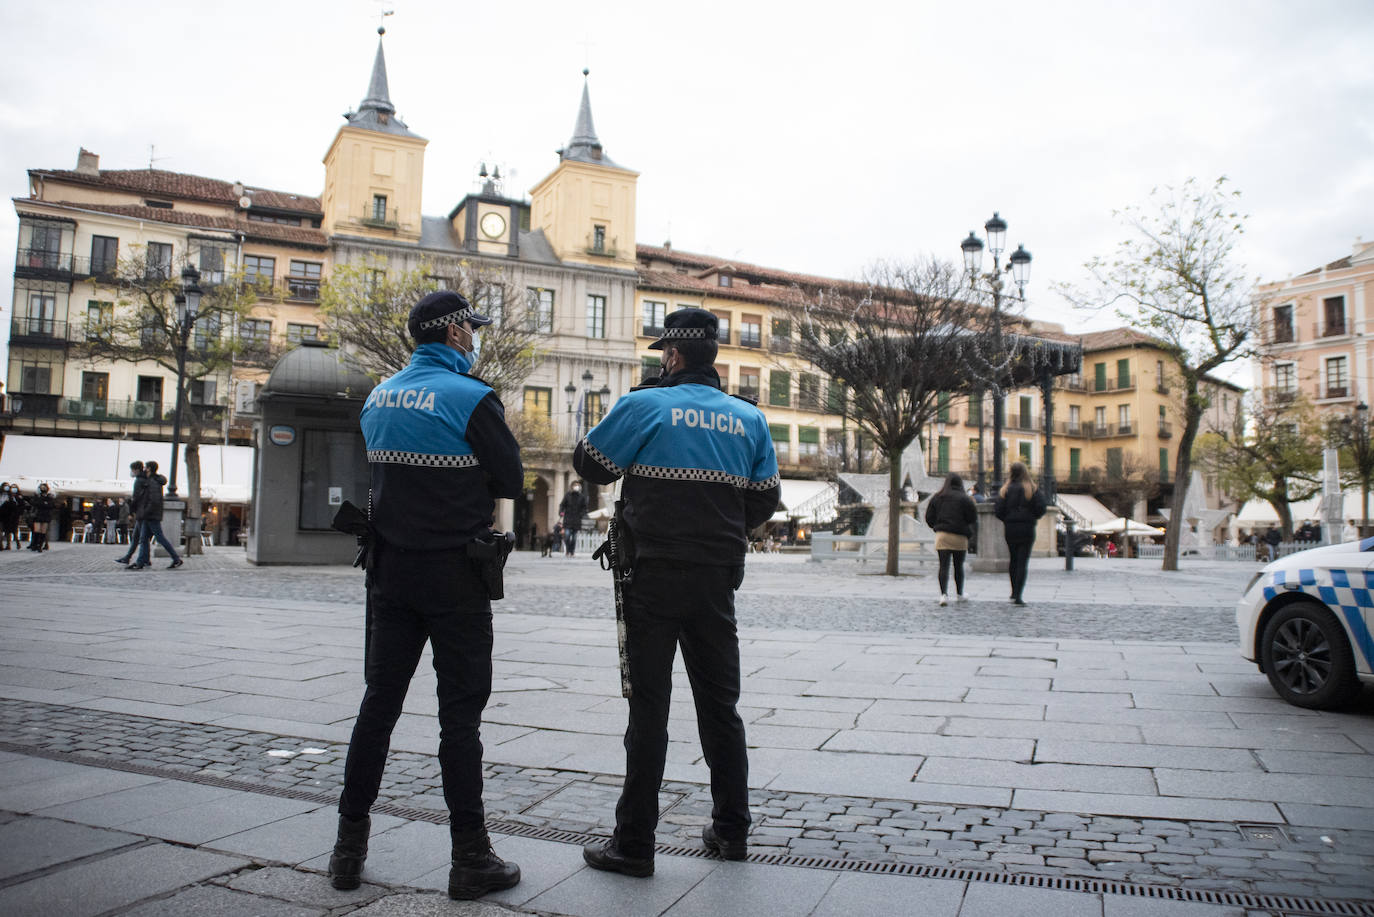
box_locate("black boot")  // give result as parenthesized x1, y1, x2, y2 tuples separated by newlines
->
(328, 814, 370, 890)
(448, 828, 520, 900)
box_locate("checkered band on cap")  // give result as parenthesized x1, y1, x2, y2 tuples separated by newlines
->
(367, 450, 481, 469)
(629, 464, 778, 490)
(418, 306, 475, 332)
(658, 326, 713, 341)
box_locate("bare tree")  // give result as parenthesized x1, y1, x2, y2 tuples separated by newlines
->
(81, 249, 257, 554)
(318, 254, 541, 403)
(1193, 395, 1322, 541)
(1059, 177, 1257, 570)
(789, 258, 984, 576)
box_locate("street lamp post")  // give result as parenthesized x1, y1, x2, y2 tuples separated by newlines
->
(960, 213, 1032, 491)
(1339, 401, 1373, 536)
(166, 264, 202, 498)
(565, 369, 612, 440)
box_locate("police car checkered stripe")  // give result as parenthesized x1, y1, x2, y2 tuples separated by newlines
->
(1261, 566, 1374, 671)
(629, 464, 778, 491)
(367, 450, 481, 469)
(581, 441, 624, 476)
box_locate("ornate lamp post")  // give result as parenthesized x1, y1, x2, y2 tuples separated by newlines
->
(166, 264, 202, 498)
(960, 213, 1031, 490)
(565, 369, 612, 440)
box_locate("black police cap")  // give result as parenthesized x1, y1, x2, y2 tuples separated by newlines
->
(407, 290, 492, 342)
(648, 307, 718, 351)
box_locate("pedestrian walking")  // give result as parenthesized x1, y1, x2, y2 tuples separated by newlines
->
(0, 483, 21, 550)
(115, 463, 148, 565)
(128, 461, 182, 569)
(115, 497, 130, 544)
(993, 461, 1046, 606)
(330, 290, 524, 900)
(27, 482, 56, 552)
(572, 307, 780, 877)
(558, 481, 587, 557)
(924, 472, 977, 605)
(91, 498, 108, 544)
(103, 498, 118, 544)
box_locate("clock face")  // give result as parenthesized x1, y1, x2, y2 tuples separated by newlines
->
(480, 212, 506, 239)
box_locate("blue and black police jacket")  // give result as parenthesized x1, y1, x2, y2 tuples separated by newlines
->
(573, 367, 780, 564)
(360, 342, 523, 551)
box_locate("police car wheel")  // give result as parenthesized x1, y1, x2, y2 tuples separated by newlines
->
(1259, 602, 1360, 710)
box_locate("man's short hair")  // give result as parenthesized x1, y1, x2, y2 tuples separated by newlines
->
(146, 460, 158, 473)
(667, 338, 718, 368)
(130, 461, 144, 471)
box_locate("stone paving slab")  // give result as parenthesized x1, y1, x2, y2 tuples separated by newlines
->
(119, 884, 327, 917)
(0, 816, 140, 880)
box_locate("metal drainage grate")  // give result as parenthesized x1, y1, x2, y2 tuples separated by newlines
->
(4, 741, 1372, 917)
(1239, 822, 1291, 843)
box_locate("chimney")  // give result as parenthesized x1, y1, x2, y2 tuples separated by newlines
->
(75, 148, 99, 176)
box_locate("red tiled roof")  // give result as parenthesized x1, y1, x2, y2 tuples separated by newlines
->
(1074, 327, 1167, 351)
(31, 168, 321, 214)
(31, 200, 328, 249)
(636, 268, 811, 307)
(637, 243, 846, 290)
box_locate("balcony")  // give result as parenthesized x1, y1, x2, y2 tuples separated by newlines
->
(1007, 413, 1039, 432)
(769, 336, 793, 354)
(15, 248, 73, 278)
(738, 333, 763, 349)
(1264, 321, 1295, 345)
(9, 318, 69, 347)
(767, 391, 792, 409)
(1318, 383, 1351, 401)
(734, 386, 760, 402)
(797, 392, 822, 412)
(583, 232, 618, 258)
(1061, 422, 1086, 437)
(285, 278, 320, 301)
(1315, 319, 1348, 338)
(1092, 374, 1136, 393)
(59, 398, 173, 423)
(1055, 376, 1087, 392)
(5, 393, 61, 417)
(1157, 420, 1173, 438)
(1087, 423, 1135, 439)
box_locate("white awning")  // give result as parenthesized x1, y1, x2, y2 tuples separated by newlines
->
(779, 478, 835, 523)
(0, 434, 253, 502)
(1056, 493, 1119, 528)
(1234, 494, 1366, 526)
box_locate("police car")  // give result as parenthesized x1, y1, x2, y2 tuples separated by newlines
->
(1237, 538, 1374, 709)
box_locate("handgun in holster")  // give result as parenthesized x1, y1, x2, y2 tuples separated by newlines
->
(467, 530, 516, 600)
(330, 500, 374, 570)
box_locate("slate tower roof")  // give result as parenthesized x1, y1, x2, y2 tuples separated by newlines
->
(558, 70, 620, 168)
(343, 27, 423, 139)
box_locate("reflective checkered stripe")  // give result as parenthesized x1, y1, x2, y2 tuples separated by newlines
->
(581, 441, 623, 477)
(629, 464, 779, 491)
(1262, 567, 1374, 673)
(366, 450, 481, 469)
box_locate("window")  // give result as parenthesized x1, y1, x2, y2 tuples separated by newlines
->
(740, 315, 762, 348)
(937, 436, 950, 473)
(640, 356, 661, 379)
(1118, 404, 1131, 433)
(770, 370, 791, 407)
(1068, 405, 1081, 433)
(81, 371, 109, 403)
(1117, 358, 1131, 389)
(826, 380, 844, 414)
(1094, 406, 1107, 432)
(1159, 447, 1170, 481)
(85, 300, 112, 341)
(136, 376, 163, 408)
(372, 194, 388, 222)
(714, 363, 730, 386)
(287, 323, 319, 344)
(90, 235, 118, 275)
(25, 292, 57, 336)
(968, 439, 980, 462)
(799, 373, 821, 411)
(189, 379, 217, 405)
(239, 318, 272, 352)
(367, 268, 385, 291)
(139, 309, 163, 348)
(1106, 447, 1124, 481)
(592, 225, 606, 253)
(1326, 356, 1349, 397)
(1155, 359, 1168, 393)
(20, 364, 52, 393)
(769, 423, 790, 463)
(526, 288, 554, 333)
(299, 430, 369, 531)
(426, 274, 450, 290)
(642, 300, 666, 336)
(475, 284, 505, 323)
(523, 386, 552, 417)
(584, 391, 606, 427)
(1323, 296, 1346, 336)
(247, 212, 302, 226)
(739, 367, 760, 400)
(1274, 363, 1296, 396)
(938, 392, 952, 423)
(27, 222, 63, 267)
(1019, 441, 1033, 468)
(243, 254, 275, 287)
(143, 199, 173, 209)
(586, 293, 606, 338)
(1272, 304, 1294, 342)
(287, 260, 322, 300)
(1017, 395, 1032, 429)
(798, 427, 820, 462)
(198, 241, 233, 285)
(770, 318, 792, 352)
(1069, 448, 1081, 483)
(712, 311, 731, 344)
(968, 396, 983, 426)
(1094, 362, 1107, 392)
(193, 314, 221, 351)
(145, 242, 172, 281)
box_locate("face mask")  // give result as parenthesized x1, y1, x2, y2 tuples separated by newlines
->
(468, 332, 481, 360)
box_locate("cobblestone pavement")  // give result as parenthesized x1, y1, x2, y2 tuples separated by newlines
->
(0, 543, 1250, 642)
(4, 697, 1372, 902)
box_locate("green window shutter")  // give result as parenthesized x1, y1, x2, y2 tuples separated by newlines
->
(770, 371, 790, 407)
(798, 426, 820, 444)
(1018, 395, 1032, 428)
(968, 398, 982, 425)
(1094, 362, 1107, 391)
(825, 381, 844, 413)
(937, 392, 951, 423)
(1019, 442, 1032, 467)
(1159, 447, 1169, 482)
(769, 423, 789, 443)
(937, 436, 950, 473)
(1069, 448, 1081, 482)
(1106, 448, 1123, 480)
(1117, 358, 1130, 388)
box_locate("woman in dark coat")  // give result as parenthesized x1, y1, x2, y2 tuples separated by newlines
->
(28, 482, 57, 552)
(0, 483, 21, 550)
(993, 462, 1046, 606)
(924, 473, 977, 605)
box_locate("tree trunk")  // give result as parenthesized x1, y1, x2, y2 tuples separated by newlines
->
(1273, 479, 1294, 542)
(1161, 388, 1205, 571)
(886, 449, 902, 576)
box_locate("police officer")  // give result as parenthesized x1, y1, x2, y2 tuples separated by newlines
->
(572, 307, 780, 876)
(329, 290, 523, 900)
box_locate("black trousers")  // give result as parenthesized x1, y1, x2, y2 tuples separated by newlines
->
(1006, 538, 1034, 600)
(615, 559, 749, 858)
(339, 546, 493, 835)
(936, 549, 966, 596)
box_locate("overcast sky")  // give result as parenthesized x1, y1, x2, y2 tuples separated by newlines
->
(2, 0, 1371, 378)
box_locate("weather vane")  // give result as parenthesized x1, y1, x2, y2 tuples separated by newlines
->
(376, 6, 393, 34)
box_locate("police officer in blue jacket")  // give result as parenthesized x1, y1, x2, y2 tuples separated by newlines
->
(329, 290, 523, 900)
(573, 307, 781, 876)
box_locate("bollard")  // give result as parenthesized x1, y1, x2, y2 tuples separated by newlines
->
(1065, 518, 1075, 572)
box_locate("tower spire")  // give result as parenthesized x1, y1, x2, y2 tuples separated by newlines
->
(343, 23, 421, 139)
(559, 69, 618, 167)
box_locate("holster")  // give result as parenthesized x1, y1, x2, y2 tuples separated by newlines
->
(467, 530, 515, 600)
(330, 500, 374, 570)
